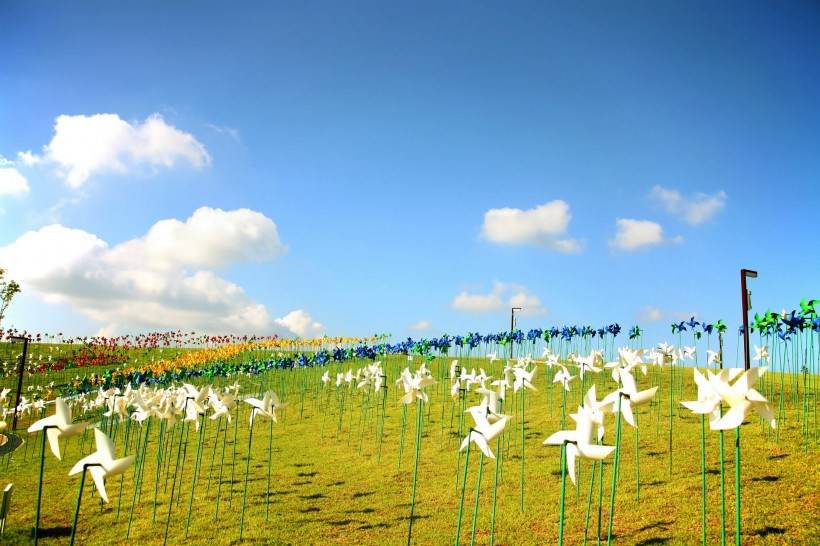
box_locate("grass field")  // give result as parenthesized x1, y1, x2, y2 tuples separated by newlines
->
(1, 355, 818, 545)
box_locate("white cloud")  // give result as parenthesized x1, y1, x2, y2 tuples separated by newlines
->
(650, 186, 727, 225)
(22, 113, 210, 188)
(0, 167, 30, 196)
(16, 150, 41, 166)
(639, 305, 664, 322)
(451, 281, 506, 313)
(206, 123, 241, 141)
(481, 200, 582, 253)
(669, 311, 698, 322)
(274, 309, 324, 338)
(0, 207, 313, 336)
(508, 287, 546, 316)
(107, 206, 286, 271)
(409, 320, 432, 331)
(609, 218, 682, 251)
(639, 306, 698, 323)
(451, 281, 546, 315)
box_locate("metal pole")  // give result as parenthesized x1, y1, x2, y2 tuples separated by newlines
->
(10, 336, 28, 430)
(740, 269, 757, 371)
(509, 307, 521, 359)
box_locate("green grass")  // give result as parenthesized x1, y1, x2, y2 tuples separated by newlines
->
(1, 356, 818, 545)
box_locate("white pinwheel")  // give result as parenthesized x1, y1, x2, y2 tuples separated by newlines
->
(553, 365, 575, 391)
(753, 345, 769, 362)
(543, 404, 615, 484)
(679, 368, 733, 423)
(474, 387, 504, 422)
(244, 391, 285, 425)
(449, 360, 460, 381)
(68, 428, 135, 502)
(574, 353, 602, 380)
(399, 369, 436, 405)
(711, 367, 776, 430)
(461, 405, 509, 459)
(512, 366, 537, 392)
(209, 389, 236, 422)
(601, 368, 657, 427)
(580, 385, 608, 441)
(27, 398, 90, 460)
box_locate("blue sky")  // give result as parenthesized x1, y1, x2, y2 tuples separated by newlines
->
(0, 2, 818, 348)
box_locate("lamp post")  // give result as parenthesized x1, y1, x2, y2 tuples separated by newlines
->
(9, 335, 29, 431)
(509, 307, 522, 359)
(740, 269, 758, 371)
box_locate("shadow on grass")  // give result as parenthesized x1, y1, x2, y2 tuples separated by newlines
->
(635, 537, 670, 545)
(750, 525, 786, 537)
(328, 518, 362, 526)
(33, 526, 72, 538)
(359, 522, 391, 530)
(297, 471, 318, 477)
(299, 492, 326, 500)
(395, 513, 431, 522)
(751, 475, 779, 482)
(345, 507, 376, 514)
(299, 506, 321, 513)
(352, 491, 375, 498)
(637, 520, 673, 532)
(269, 488, 296, 496)
(768, 453, 789, 460)
(227, 538, 276, 545)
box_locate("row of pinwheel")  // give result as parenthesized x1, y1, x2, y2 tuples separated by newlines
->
(21, 379, 293, 545)
(6, 332, 801, 545)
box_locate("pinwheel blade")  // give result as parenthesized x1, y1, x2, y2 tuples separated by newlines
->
(621, 401, 636, 427)
(472, 433, 495, 459)
(106, 455, 135, 478)
(45, 428, 62, 460)
(631, 386, 658, 406)
(566, 443, 579, 485)
(89, 466, 109, 503)
(710, 401, 752, 431)
(577, 443, 615, 460)
(544, 430, 574, 446)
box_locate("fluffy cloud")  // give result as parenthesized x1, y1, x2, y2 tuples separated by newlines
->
(0, 167, 30, 196)
(639, 305, 664, 322)
(274, 310, 324, 338)
(638, 306, 697, 323)
(451, 282, 546, 315)
(409, 320, 432, 331)
(650, 186, 727, 225)
(20, 113, 210, 188)
(0, 207, 314, 336)
(107, 206, 286, 271)
(609, 219, 682, 251)
(481, 200, 582, 253)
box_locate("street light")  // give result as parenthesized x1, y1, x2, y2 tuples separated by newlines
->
(9, 335, 29, 430)
(510, 307, 522, 359)
(740, 269, 758, 371)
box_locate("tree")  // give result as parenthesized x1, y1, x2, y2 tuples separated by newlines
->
(0, 267, 21, 328)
